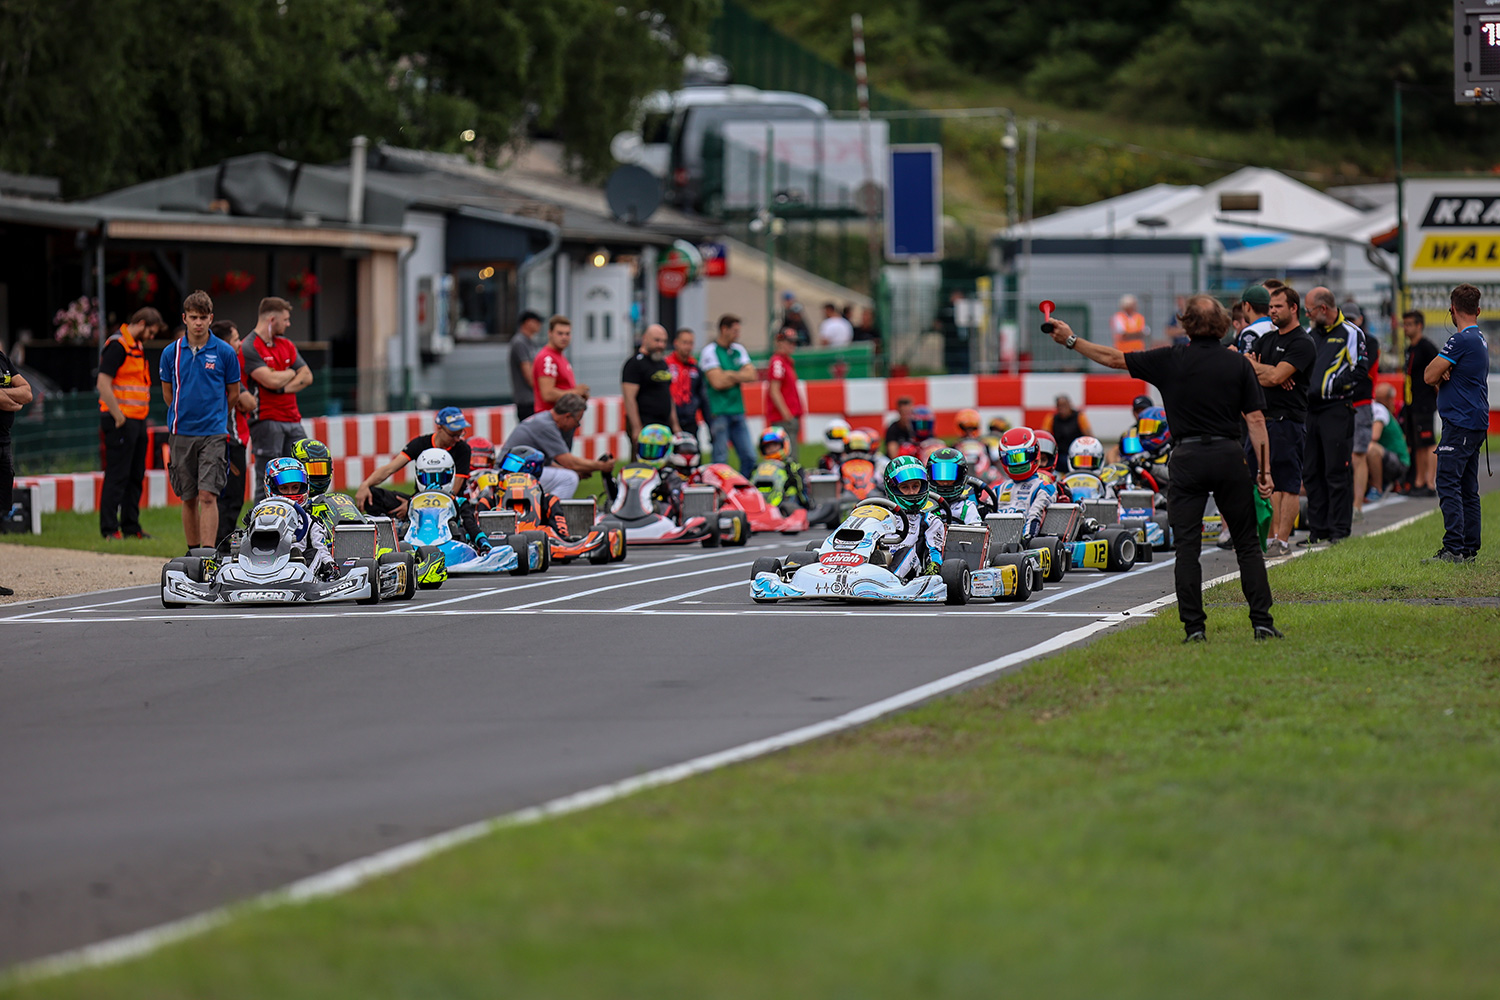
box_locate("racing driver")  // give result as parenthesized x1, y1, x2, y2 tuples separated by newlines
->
(259, 456, 336, 578)
(882, 455, 947, 581)
(992, 427, 1057, 543)
(925, 446, 987, 525)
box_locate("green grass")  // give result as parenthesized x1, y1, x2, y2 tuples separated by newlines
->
(9, 494, 1500, 997)
(2, 506, 192, 560)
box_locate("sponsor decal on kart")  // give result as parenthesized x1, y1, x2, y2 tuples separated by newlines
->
(231, 590, 296, 602)
(1075, 538, 1109, 569)
(813, 571, 856, 596)
(819, 550, 866, 568)
(410, 493, 450, 510)
(1032, 546, 1051, 577)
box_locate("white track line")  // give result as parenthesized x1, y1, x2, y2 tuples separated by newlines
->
(618, 579, 745, 611)
(0, 593, 158, 622)
(503, 561, 756, 611)
(0, 504, 1449, 982)
(1007, 557, 1175, 611)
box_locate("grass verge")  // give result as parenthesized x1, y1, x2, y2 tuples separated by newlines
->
(9, 494, 1500, 997)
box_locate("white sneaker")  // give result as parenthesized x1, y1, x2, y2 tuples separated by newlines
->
(1266, 538, 1292, 558)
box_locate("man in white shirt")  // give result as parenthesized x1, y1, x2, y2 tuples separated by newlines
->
(818, 302, 854, 348)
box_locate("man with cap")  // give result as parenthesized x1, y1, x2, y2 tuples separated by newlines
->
(1232, 285, 1275, 355)
(355, 406, 473, 518)
(1107, 394, 1157, 462)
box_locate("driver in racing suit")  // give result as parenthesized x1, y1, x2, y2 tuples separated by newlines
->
(883, 455, 947, 580)
(414, 447, 491, 553)
(260, 457, 338, 579)
(925, 446, 988, 526)
(992, 428, 1056, 543)
(494, 444, 580, 538)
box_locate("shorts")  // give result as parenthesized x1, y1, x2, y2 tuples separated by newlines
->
(1405, 407, 1436, 447)
(362, 486, 409, 517)
(1352, 404, 1374, 453)
(169, 434, 228, 499)
(1266, 418, 1306, 495)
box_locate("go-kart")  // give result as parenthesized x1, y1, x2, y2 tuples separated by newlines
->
(696, 462, 808, 534)
(604, 462, 749, 546)
(749, 498, 1040, 605)
(403, 489, 550, 575)
(309, 490, 447, 588)
(162, 498, 414, 607)
(1064, 474, 1166, 559)
(492, 471, 627, 565)
(994, 500, 1138, 574)
(751, 458, 840, 530)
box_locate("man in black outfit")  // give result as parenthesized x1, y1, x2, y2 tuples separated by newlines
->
(1400, 310, 1438, 495)
(1046, 296, 1280, 641)
(620, 323, 680, 444)
(1301, 287, 1368, 546)
(0, 345, 35, 596)
(1247, 285, 1317, 556)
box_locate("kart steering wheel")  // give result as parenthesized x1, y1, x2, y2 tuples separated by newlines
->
(856, 496, 914, 546)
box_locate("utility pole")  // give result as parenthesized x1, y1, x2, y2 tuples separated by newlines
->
(852, 14, 881, 291)
(1003, 113, 1019, 230)
(1394, 82, 1406, 312)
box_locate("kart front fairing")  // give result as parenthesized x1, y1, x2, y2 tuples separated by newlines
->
(751, 505, 946, 602)
(402, 490, 520, 573)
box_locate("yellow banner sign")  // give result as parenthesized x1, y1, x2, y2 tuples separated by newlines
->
(1412, 234, 1500, 270)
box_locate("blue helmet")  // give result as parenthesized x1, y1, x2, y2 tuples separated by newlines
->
(264, 457, 309, 505)
(499, 445, 546, 478)
(1136, 407, 1171, 454)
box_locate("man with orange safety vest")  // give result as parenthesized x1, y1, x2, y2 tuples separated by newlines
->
(98, 307, 162, 539)
(1110, 294, 1150, 353)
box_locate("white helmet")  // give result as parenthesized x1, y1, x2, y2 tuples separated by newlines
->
(823, 418, 851, 455)
(415, 447, 456, 493)
(1067, 436, 1105, 473)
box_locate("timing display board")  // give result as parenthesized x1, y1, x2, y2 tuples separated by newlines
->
(885, 144, 943, 262)
(1454, 1, 1500, 104)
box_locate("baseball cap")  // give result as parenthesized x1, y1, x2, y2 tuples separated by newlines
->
(1240, 285, 1271, 308)
(436, 406, 470, 432)
(1132, 394, 1154, 412)
(782, 291, 795, 301)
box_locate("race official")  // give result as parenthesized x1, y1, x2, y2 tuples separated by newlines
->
(97, 307, 161, 539)
(498, 393, 614, 499)
(356, 407, 473, 518)
(1, 344, 34, 597)
(1247, 285, 1316, 556)
(621, 323, 679, 444)
(1301, 287, 1368, 546)
(1047, 296, 1280, 641)
(1424, 283, 1490, 563)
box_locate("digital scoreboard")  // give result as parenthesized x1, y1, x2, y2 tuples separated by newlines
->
(1455, 1, 1500, 104)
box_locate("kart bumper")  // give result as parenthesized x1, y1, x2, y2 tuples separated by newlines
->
(162, 567, 374, 605)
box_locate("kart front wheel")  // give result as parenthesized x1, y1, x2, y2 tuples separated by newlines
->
(509, 532, 538, 576)
(1105, 529, 1137, 572)
(381, 551, 417, 600)
(994, 555, 1033, 602)
(941, 561, 970, 606)
(161, 561, 186, 609)
(750, 556, 781, 581)
(1033, 535, 1067, 583)
(354, 558, 382, 605)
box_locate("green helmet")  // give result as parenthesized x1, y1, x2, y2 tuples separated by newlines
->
(882, 455, 930, 513)
(926, 447, 968, 500)
(291, 438, 333, 496)
(636, 423, 674, 468)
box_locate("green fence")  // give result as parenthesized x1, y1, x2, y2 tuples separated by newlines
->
(747, 343, 876, 380)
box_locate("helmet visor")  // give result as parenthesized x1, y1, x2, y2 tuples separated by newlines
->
(929, 458, 962, 488)
(637, 439, 670, 462)
(302, 459, 331, 479)
(416, 469, 450, 491)
(1002, 447, 1031, 468)
(1121, 435, 1144, 456)
(499, 452, 529, 474)
(1136, 416, 1164, 438)
(1071, 454, 1097, 469)
(888, 463, 927, 497)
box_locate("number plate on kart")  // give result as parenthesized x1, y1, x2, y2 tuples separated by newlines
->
(410, 494, 450, 510)
(849, 504, 890, 520)
(820, 551, 866, 567)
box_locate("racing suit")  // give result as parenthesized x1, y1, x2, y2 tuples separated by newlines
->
(888, 510, 947, 581)
(926, 481, 990, 527)
(994, 472, 1056, 541)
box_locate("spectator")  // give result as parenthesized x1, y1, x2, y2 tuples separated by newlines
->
(534, 314, 588, 413)
(1247, 285, 1316, 556)
(159, 291, 241, 553)
(621, 323, 679, 445)
(1350, 313, 1381, 517)
(1233, 285, 1274, 354)
(356, 407, 473, 517)
(667, 327, 709, 437)
(818, 301, 854, 348)
(499, 393, 613, 499)
(508, 310, 543, 421)
(97, 306, 161, 539)
(765, 327, 804, 438)
(884, 396, 916, 458)
(1230, 302, 1246, 340)
(212, 320, 258, 545)
(243, 296, 312, 502)
(1368, 383, 1408, 499)
(1401, 309, 1439, 496)
(1110, 294, 1149, 352)
(1042, 394, 1092, 460)
(699, 314, 757, 474)
(1106, 394, 1156, 463)
(853, 305, 879, 343)
(1423, 283, 1489, 563)
(1164, 295, 1188, 346)
(0, 342, 34, 596)
(1300, 286, 1369, 547)
(779, 292, 810, 346)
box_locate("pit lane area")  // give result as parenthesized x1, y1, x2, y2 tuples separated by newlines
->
(0, 495, 1429, 968)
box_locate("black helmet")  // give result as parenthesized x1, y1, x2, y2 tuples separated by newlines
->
(926, 447, 968, 501)
(291, 439, 332, 496)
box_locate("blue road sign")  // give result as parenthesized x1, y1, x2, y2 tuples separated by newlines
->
(886, 144, 943, 262)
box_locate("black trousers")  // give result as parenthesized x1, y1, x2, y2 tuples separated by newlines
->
(1167, 440, 1274, 634)
(1304, 403, 1354, 540)
(99, 415, 148, 535)
(216, 440, 249, 546)
(515, 400, 535, 422)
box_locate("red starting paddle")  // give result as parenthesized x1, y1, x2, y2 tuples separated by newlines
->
(1039, 299, 1056, 333)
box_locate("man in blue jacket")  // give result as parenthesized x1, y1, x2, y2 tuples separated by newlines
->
(1424, 283, 1490, 563)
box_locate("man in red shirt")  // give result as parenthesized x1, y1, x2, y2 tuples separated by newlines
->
(533, 314, 589, 413)
(242, 296, 314, 501)
(212, 320, 259, 545)
(765, 326, 803, 437)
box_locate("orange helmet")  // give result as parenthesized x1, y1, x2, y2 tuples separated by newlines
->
(955, 408, 981, 438)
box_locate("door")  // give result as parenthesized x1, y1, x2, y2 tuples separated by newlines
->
(569, 262, 634, 395)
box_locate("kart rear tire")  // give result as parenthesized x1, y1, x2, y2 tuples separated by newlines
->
(354, 558, 382, 605)
(1105, 529, 1137, 572)
(1034, 535, 1067, 583)
(587, 541, 611, 565)
(1135, 533, 1155, 563)
(994, 555, 1033, 602)
(611, 530, 628, 563)
(1152, 511, 1173, 550)
(941, 561, 970, 605)
(723, 510, 750, 547)
(536, 535, 552, 572)
(416, 545, 445, 589)
(380, 551, 417, 600)
(750, 556, 781, 581)
(161, 561, 186, 609)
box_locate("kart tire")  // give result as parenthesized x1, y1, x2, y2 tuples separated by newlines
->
(536, 535, 552, 572)
(1033, 535, 1067, 583)
(806, 539, 822, 551)
(587, 541, 611, 565)
(187, 547, 216, 559)
(612, 530, 628, 563)
(780, 550, 811, 572)
(178, 557, 206, 583)
(380, 551, 417, 600)
(1105, 529, 1138, 572)
(354, 558, 382, 605)
(416, 545, 445, 589)
(723, 510, 750, 547)
(941, 560, 970, 605)
(509, 532, 537, 576)
(161, 560, 186, 609)
(1135, 534, 1155, 563)
(1152, 511, 1173, 551)
(994, 555, 1033, 602)
(750, 556, 781, 581)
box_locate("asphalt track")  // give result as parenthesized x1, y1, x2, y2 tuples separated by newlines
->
(0, 494, 1442, 967)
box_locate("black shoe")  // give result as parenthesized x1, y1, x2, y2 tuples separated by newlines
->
(1216, 537, 1235, 550)
(1423, 549, 1466, 564)
(1410, 487, 1437, 498)
(127, 530, 154, 540)
(1183, 630, 1207, 644)
(1296, 535, 1323, 548)
(0, 584, 14, 597)
(1253, 625, 1285, 640)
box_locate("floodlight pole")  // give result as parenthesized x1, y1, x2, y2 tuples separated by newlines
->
(1394, 83, 1406, 310)
(852, 14, 880, 291)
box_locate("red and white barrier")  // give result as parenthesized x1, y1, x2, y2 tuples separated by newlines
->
(18, 373, 1499, 515)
